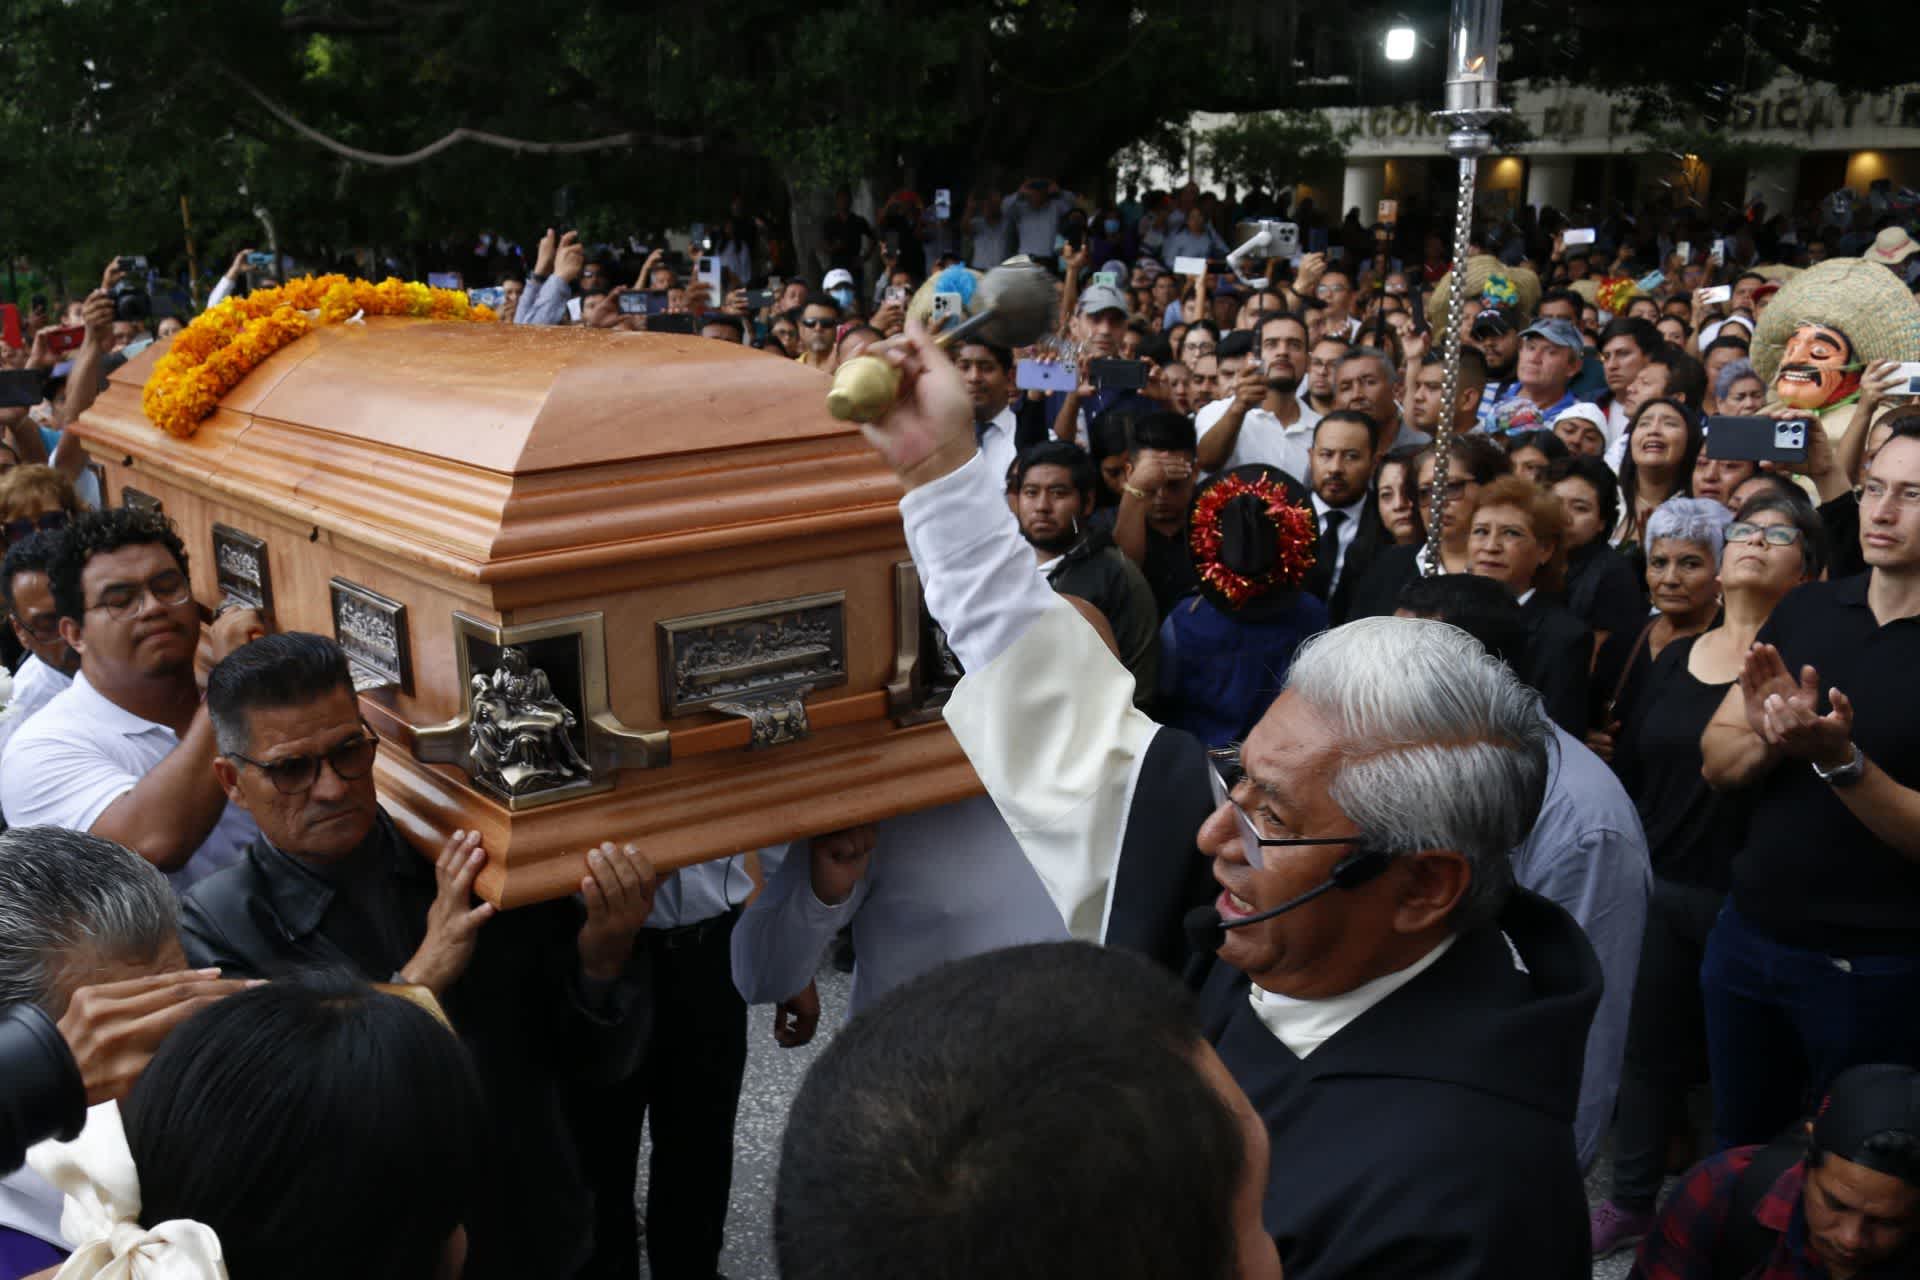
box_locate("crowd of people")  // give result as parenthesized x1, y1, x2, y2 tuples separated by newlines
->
(3, 170, 1920, 1280)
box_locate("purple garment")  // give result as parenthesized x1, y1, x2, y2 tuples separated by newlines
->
(0, 1226, 65, 1280)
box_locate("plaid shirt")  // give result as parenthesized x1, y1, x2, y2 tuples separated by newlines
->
(1633, 1146, 1914, 1279)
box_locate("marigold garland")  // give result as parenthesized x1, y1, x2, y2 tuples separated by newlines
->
(1187, 473, 1318, 608)
(141, 275, 498, 439)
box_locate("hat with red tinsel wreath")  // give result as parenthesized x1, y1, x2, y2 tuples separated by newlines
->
(1187, 464, 1319, 616)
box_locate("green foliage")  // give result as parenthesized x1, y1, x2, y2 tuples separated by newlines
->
(1201, 111, 1356, 193)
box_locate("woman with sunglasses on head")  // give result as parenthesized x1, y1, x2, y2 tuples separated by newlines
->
(1589, 492, 1830, 1259)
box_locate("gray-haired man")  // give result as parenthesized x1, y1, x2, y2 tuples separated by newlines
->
(853, 324, 1602, 1279)
(0, 827, 247, 1268)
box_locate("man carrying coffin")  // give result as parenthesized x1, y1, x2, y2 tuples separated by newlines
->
(855, 323, 1601, 1278)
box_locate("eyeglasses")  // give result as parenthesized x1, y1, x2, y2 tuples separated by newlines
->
(11, 609, 59, 642)
(86, 569, 194, 620)
(1724, 521, 1803, 547)
(2, 510, 67, 544)
(227, 731, 379, 795)
(1207, 749, 1364, 872)
(1422, 479, 1470, 500)
(799, 317, 835, 329)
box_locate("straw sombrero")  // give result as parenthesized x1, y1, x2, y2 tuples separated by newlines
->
(1750, 258, 1920, 385)
(1426, 254, 1541, 329)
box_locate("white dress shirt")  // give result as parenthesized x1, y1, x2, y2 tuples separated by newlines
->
(1309, 492, 1367, 594)
(0, 654, 72, 761)
(642, 855, 756, 929)
(0, 672, 256, 893)
(1194, 398, 1320, 483)
(1249, 937, 1456, 1056)
(976, 405, 1019, 489)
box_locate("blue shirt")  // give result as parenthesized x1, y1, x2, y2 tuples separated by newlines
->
(1510, 723, 1652, 1168)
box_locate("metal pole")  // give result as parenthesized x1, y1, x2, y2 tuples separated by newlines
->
(1425, 143, 1486, 565)
(1424, 0, 1504, 569)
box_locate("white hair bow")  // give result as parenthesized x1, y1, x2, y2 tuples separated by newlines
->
(27, 1102, 227, 1279)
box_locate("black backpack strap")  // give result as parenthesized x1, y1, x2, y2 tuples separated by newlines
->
(1712, 1138, 1806, 1280)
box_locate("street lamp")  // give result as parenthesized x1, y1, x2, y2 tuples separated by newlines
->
(1384, 26, 1416, 62)
(1423, 0, 1507, 567)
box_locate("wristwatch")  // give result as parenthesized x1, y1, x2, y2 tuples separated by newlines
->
(1812, 742, 1867, 787)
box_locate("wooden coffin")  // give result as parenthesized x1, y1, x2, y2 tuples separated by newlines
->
(76, 319, 979, 906)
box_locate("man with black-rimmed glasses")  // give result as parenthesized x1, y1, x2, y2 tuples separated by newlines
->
(0, 507, 266, 890)
(180, 630, 658, 1280)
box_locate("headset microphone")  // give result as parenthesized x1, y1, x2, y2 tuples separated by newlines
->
(1182, 845, 1396, 952)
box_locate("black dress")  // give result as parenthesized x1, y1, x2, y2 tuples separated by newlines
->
(1614, 633, 1746, 890)
(1520, 594, 1594, 738)
(1563, 539, 1648, 642)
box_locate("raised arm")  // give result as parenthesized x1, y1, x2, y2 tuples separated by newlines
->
(876, 325, 1159, 939)
(1700, 643, 1791, 789)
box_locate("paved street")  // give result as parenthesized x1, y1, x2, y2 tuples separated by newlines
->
(634, 958, 1656, 1279)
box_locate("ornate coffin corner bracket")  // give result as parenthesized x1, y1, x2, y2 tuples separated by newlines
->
(411, 611, 669, 811)
(886, 561, 961, 726)
(710, 685, 813, 749)
(657, 592, 847, 749)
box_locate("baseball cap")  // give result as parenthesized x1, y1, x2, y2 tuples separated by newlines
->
(1520, 317, 1586, 353)
(822, 268, 855, 290)
(1077, 283, 1129, 317)
(1814, 1064, 1920, 1181)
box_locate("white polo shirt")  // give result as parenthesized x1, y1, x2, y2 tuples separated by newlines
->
(0, 671, 256, 893)
(0, 655, 72, 761)
(1194, 398, 1320, 484)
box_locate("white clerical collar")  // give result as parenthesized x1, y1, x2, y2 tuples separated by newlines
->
(1517, 587, 1537, 605)
(1247, 936, 1456, 1058)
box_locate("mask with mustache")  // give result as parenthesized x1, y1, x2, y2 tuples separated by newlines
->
(1774, 321, 1860, 411)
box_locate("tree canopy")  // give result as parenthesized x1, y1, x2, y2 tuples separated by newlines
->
(0, 0, 1904, 294)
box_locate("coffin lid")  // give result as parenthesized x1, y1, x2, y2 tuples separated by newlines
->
(76, 318, 904, 577)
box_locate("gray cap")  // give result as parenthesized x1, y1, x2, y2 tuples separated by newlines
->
(1077, 283, 1129, 316)
(1520, 316, 1585, 352)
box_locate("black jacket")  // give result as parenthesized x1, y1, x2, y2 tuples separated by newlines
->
(1200, 890, 1601, 1279)
(1342, 541, 1424, 621)
(179, 812, 650, 1279)
(1314, 501, 1390, 625)
(1521, 594, 1594, 738)
(1045, 527, 1161, 700)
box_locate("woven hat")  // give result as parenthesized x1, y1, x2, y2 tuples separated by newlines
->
(1426, 254, 1542, 330)
(1750, 257, 1920, 386)
(1867, 226, 1920, 267)
(1187, 465, 1318, 614)
(1567, 278, 1600, 305)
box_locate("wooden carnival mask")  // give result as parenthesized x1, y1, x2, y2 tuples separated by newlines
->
(1774, 321, 1861, 411)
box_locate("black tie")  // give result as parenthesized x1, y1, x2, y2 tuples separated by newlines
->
(1317, 509, 1346, 593)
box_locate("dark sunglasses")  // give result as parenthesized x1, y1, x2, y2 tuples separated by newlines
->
(3, 510, 67, 544)
(799, 317, 836, 329)
(227, 730, 379, 795)
(1470, 311, 1515, 338)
